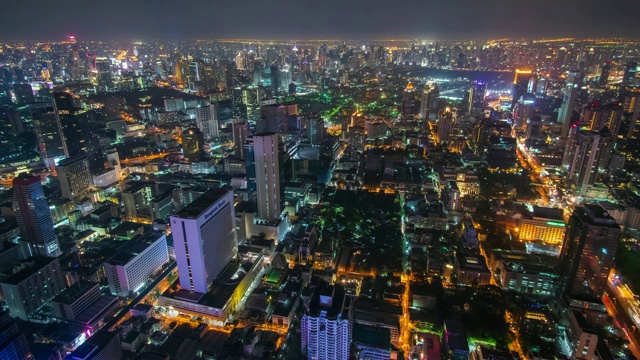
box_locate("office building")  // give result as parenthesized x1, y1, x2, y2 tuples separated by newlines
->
(0, 257, 66, 320)
(122, 182, 158, 222)
(12, 175, 60, 257)
(181, 128, 204, 162)
(401, 81, 415, 117)
(468, 80, 486, 113)
(420, 83, 439, 120)
(33, 110, 66, 169)
(566, 310, 598, 360)
(13, 83, 34, 106)
(51, 282, 119, 331)
(0, 311, 30, 360)
(196, 104, 219, 140)
(519, 206, 566, 245)
(52, 92, 86, 158)
(301, 283, 351, 360)
(67, 330, 122, 360)
(259, 104, 287, 134)
(623, 60, 638, 86)
(104, 231, 169, 296)
(512, 69, 533, 109)
(558, 205, 620, 298)
(307, 117, 325, 146)
(170, 189, 238, 294)
(436, 107, 455, 145)
(566, 129, 612, 195)
(233, 121, 250, 159)
(581, 102, 623, 136)
(558, 80, 578, 139)
(57, 155, 92, 199)
(254, 133, 282, 222)
(443, 319, 469, 360)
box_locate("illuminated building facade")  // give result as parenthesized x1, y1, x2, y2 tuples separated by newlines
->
(519, 206, 566, 245)
(170, 189, 237, 294)
(254, 133, 282, 222)
(104, 232, 169, 297)
(558, 205, 620, 298)
(12, 174, 61, 257)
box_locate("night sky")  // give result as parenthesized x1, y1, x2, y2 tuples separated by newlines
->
(1, 0, 639, 40)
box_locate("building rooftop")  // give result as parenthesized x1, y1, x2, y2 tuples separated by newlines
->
(531, 206, 564, 221)
(0, 257, 58, 285)
(353, 322, 391, 348)
(52, 282, 98, 305)
(69, 330, 117, 359)
(175, 188, 230, 219)
(106, 231, 165, 266)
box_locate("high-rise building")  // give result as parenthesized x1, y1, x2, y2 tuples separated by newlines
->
(566, 129, 612, 195)
(467, 80, 486, 113)
(0, 310, 30, 360)
(401, 81, 415, 118)
(626, 92, 640, 138)
(259, 104, 287, 134)
(623, 60, 638, 86)
(181, 128, 204, 162)
(581, 102, 624, 136)
(599, 62, 611, 87)
(558, 79, 579, 139)
(170, 189, 237, 294)
(95, 57, 113, 92)
(512, 69, 533, 109)
(308, 117, 325, 146)
(0, 257, 66, 320)
(436, 107, 455, 145)
(104, 231, 169, 296)
(57, 155, 92, 199)
(12, 175, 60, 257)
(301, 283, 351, 360)
(13, 83, 34, 106)
(196, 104, 220, 140)
(52, 92, 92, 158)
(233, 121, 250, 159)
(122, 182, 158, 222)
(33, 110, 66, 169)
(254, 133, 281, 222)
(558, 205, 620, 298)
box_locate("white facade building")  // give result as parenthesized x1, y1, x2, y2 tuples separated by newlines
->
(104, 231, 169, 296)
(170, 189, 238, 294)
(196, 104, 219, 140)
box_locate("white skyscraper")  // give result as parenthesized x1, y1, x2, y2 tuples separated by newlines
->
(301, 284, 351, 360)
(196, 104, 220, 140)
(254, 133, 281, 222)
(170, 189, 237, 294)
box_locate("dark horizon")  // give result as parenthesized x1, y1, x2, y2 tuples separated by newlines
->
(1, 0, 640, 41)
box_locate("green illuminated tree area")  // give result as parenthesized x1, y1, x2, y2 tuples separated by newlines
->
(323, 189, 404, 274)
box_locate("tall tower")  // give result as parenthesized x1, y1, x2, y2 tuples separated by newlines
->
(181, 128, 204, 162)
(558, 205, 620, 298)
(558, 80, 578, 139)
(512, 69, 533, 110)
(437, 107, 455, 145)
(53, 92, 85, 158)
(254, 133, 281, 222)
(170, 189, 237, 294)
(12, 175, 61, 258)
(57, 155, 92, 199)
(566, 129, 612, 195)
(233, 121, 250, 159)
(195, 104, 220, 140)
(401, 81, 415, 118)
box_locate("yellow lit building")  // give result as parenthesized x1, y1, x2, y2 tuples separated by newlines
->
(519, 206, 565, 245)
